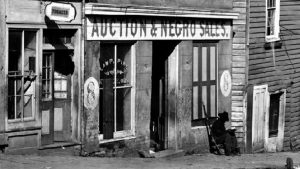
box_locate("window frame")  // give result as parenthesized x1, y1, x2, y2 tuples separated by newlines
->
(7, 28, 39, 123)
(192, 42, 218, 127)
(98, 41, 136, 140)
(265, 0, 280, 42)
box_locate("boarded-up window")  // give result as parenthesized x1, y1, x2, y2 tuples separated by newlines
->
(192, 43, 217, 126)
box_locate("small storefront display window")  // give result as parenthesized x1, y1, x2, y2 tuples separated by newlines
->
(99, 43, 133, 139)
(7, 29, 37, 120)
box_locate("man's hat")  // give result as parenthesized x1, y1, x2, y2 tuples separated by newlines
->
(218, 111, 229, 121)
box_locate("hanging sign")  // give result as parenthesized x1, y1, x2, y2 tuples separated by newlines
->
(220, 70, 232, 97)
(45, 2, 76, 22)
(87, 16, 231, 40)
(84, 77, 99, 110)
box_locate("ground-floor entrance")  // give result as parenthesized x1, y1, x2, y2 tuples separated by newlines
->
(41, 50, 74, 145)
(150, 41, 179, 151)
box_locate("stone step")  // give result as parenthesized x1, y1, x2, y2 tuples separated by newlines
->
(152, 149, 185, 158)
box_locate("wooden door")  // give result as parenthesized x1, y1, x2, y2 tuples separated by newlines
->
(41, 51, 73, 144)
(252, 85, 269, 152)
(41, 52, 55, 145)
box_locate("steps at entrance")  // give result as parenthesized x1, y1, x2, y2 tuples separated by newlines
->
(152, 149, 185, 158)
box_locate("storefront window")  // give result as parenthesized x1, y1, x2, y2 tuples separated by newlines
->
(99, 43, 133, 138)
(192, 43, 217, 126)
(8, 29, 37, 120)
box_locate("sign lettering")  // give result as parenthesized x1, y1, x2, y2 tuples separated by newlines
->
(87, 17, 231, 40)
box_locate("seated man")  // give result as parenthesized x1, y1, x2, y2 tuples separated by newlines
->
(211, 111, 239, 156)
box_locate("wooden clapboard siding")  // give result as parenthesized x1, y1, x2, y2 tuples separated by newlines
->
(232, 0, 247, 150)
(249, 0, 300, 150)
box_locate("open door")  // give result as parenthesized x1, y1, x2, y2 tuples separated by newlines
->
(151, 41, 178, 151)
(41, 51, 73, 145)
(252, 85, 269, 153)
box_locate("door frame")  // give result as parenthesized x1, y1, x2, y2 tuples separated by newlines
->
(150, 41, 179, 151)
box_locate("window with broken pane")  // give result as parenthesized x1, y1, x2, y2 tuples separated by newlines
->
(8, 29, 37, 120)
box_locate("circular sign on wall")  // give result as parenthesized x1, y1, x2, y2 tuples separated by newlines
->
(220, 70, 232, 97)
(84, 77, 99, 110)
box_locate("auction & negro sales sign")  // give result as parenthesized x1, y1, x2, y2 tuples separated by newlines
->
(87, 16, 231, 40)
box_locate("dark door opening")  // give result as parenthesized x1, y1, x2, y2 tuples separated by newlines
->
(150, 41, 179, 151)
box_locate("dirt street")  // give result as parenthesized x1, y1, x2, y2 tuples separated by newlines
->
(1, 151, 300, 169)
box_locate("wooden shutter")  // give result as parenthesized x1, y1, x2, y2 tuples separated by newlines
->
(103, 79, 114, 139)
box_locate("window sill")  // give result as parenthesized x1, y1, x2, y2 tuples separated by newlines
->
(191, 126, 206, 130)
(98, 135, 136, 144)
(8, 117, 35, 123)
(265, 36, 280, 43)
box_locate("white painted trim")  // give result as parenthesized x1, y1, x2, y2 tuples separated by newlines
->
(252, 84, 269, 152)
(85, 3, 239, 19)
(265, 0, 280, 42)
(131, 43, 136, 136)
(265, 89, 286, 152)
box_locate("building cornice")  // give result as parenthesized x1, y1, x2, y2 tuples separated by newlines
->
(85, 3, 239, 19)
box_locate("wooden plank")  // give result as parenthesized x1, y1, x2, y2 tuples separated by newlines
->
(246, 85, 253, 153)
(0, 0, 6, 144)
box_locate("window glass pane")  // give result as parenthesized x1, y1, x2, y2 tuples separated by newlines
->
(8, 30, 22, 74)
(117, 44, 131, 86)
(202, 86, 207, 118)
(8, 78, 22, 119)
(23, 78, 34, 118)
(24, 94, 33, 118)
(210, 46, 216, 80)
(24, 31, 36, 74)
(100, 44, 115, 87)
(193, 86, 198, 120)
(42, 53, 52, 100)
(116, 87, 131, 131)
(210, 85, 216, 117)
(193, 47, 198, 82)
(269, 93, 281, 136)
(202, 47, 207, 81)
(99, 43, 133, 136)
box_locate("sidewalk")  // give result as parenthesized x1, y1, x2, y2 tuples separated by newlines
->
(0, 151, 300, 169)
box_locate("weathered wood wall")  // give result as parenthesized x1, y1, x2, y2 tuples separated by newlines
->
(249, 0, 300, 150)
(0, 0, 7, 145)
(232, 0, 248, 151)
(86, 0, 233, 10)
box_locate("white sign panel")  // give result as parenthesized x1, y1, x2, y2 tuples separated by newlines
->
(45, 2, 76, 22)
(220, 70, 232, 97)
(84, 77, 100, 110)
(87, 17, 231, 40)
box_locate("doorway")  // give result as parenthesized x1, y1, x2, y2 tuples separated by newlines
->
(41, 50, 74, 145)
(150, 41, 179, 151)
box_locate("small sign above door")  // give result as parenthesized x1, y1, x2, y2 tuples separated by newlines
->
(45, 2, 76, 22)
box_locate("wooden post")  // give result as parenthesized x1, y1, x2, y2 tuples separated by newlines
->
(246, 84, 254, 153)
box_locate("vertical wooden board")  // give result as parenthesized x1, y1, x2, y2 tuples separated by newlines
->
(0, 0, 7, 144)
(246, 84, 254, 153)
(218, 40, 232, 114)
